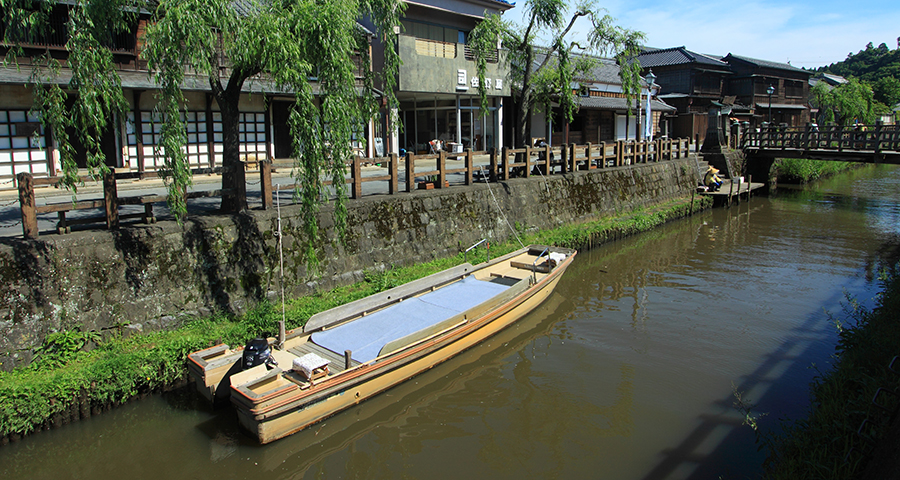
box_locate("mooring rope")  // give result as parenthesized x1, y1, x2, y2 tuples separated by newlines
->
(479, 166, 525, 250)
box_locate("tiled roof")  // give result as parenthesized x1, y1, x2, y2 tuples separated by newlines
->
(577, 96, 676, 113)
(817, 73, 848, 85)
(534, 53, 622, 84)
(638, 46, 729, 69)
(724, 54, 808, 74)
(754, 102, 809, 110)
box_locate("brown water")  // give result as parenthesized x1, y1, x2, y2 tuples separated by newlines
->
(3, 166, 900, 480)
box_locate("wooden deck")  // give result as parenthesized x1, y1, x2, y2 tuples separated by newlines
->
(698, 180, 764, 198)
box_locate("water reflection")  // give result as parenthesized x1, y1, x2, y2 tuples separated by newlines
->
(249, 291, 579, 478)
(3, 166, 900, 480)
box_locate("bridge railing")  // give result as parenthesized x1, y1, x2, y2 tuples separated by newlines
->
(741, 124, 900, 152)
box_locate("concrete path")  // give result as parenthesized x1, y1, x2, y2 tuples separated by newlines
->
(0, 156, 498, 238)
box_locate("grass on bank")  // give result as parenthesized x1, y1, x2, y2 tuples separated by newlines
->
(776, 158, 855, 184)
(0, 195, 711, 439)
(742, 264, 900, 479)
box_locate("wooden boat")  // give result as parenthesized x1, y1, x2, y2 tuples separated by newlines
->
(187, 244, 576, 444)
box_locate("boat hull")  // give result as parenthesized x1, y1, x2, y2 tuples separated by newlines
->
(238, 260, 570, 444)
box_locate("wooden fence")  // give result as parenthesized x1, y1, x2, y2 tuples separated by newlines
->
(16, 137, 690, 239)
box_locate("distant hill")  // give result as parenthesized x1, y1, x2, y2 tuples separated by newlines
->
(817, 42, 900, 82)
(816, 42, 900, 109)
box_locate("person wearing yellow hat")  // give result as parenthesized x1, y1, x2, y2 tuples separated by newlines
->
(704, 166, 723, 192)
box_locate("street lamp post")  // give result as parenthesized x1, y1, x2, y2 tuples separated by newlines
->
(766, 84, 775, 128)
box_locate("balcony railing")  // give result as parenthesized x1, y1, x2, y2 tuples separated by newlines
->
(464, 44, 499, 64)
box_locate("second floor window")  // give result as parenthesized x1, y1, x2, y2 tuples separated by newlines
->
(400, 19, 463, 44)
(785, 80, 803, 98)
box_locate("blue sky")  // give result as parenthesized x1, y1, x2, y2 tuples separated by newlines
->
(500, 0, 900, 69)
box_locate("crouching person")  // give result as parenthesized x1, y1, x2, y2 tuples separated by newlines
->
(704, 166, 723, 192)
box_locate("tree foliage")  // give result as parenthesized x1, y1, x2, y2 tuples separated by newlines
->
(470, 0, 644, 147)
(818, 41, 900, 113)
(810, 78, 875, 125)
(144, 0, 403, 263)
(2, 0, 137, 195)
(5, 0, 403, 269)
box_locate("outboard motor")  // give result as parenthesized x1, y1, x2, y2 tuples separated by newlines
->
(243, 337, 276, 370)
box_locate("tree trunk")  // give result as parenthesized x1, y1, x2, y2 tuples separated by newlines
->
(218, 90, 247, 213)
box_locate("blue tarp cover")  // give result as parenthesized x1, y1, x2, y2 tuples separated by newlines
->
(312, 277, 510, 363)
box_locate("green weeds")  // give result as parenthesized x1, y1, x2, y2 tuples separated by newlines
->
(776, 158, 854, 184)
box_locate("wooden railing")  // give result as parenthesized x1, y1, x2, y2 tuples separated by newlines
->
(742, 124, 900, 152)
(16, 138, 691, 239)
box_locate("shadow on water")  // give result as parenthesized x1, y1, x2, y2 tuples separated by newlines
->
(640, 291, 842, 480)
(638, 172, 900, 479)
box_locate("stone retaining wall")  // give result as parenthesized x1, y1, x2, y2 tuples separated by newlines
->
(0, 158, 698, 370)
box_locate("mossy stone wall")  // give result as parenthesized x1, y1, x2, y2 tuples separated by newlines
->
(0, 158, 698, 370)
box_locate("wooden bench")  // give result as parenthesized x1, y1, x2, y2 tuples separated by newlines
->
(37, 194, 165, 234)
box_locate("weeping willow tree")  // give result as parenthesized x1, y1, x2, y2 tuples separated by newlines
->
(1, 0, 137, 194)
(469, 0, 644, 148)
(810, 77, 876, 126)
(144, 0, 403, 267)
(3, 0, 403, 267)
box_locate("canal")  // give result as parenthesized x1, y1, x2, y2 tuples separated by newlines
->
(2, 165, 899, 479)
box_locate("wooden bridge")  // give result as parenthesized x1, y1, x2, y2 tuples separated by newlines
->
(741, 124, 900, 164)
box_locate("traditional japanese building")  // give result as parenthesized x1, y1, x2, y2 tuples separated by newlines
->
(723, 54, 811, 128)
(361, 0, 514, 155)
(530, 54, 676, 146)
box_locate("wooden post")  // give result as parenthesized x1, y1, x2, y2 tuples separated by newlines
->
(405, 151, 415, 192)
(585, 142, 593, 169)
(617, 140, 624, 167)
(465, 149, 473, 185)
(388, 152, 398, 194)
(437, 150, 446, 188)
(598, 142, 607, 168)
(351, 157, 362, 199)
(874, 123, 883, 153)
(560, 143, 568, 173)
(501, 147, 509, 181)
(747, 174, 752, 201)
(344, 350, 352, 371)
(103, 169, 119, 229)
(260, 159, 273, 209)
(569, 144, 576, 172)
(728, 177, 735, 206)
(489, 148, 498, 182)
(17, 172, 37, 239)
(543, 143, 551, 174)
(523, 146, 531, 178)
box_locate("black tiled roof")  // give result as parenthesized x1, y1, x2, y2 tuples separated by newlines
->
(638, 46, 729, 69)
(724, 54, 808, 74)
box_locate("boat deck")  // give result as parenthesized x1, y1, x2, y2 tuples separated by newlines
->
(239, 248, 559, 392)
(288, 342, 361, 373)
(311, 276, 512, 364)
